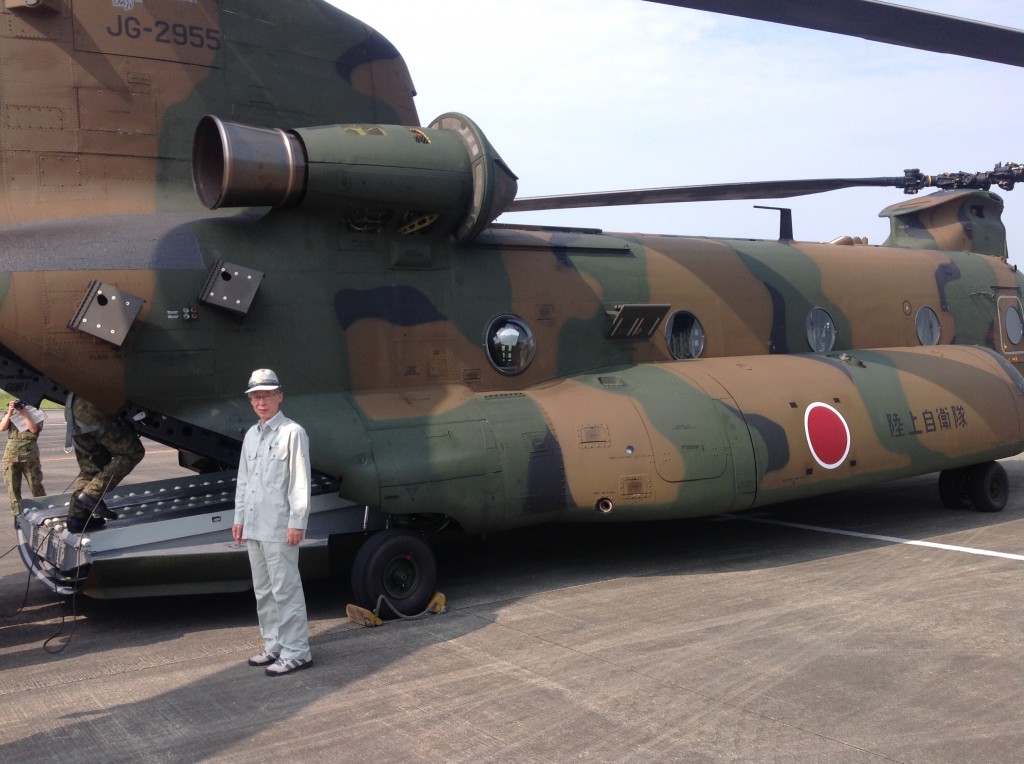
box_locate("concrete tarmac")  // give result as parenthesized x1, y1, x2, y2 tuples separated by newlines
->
(1, 411, 1021, 763)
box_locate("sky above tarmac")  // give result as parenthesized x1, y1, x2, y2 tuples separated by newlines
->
(329, 1, 1024, 263)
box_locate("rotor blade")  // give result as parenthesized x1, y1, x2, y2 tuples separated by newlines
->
(507, 177, 907, 212)
(508, 164, 1023, 212)
(647, 0, 1024, 67)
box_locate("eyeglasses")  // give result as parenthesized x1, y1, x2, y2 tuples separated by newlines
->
(248, 392, 280, 402)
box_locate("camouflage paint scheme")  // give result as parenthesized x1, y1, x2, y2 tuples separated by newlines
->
(0, 0, 414, 225)
(1, 3, 1023, 544)
(3, 201, 1023, 536)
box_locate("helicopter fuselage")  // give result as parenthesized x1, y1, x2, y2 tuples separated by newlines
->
(3, 205, 1023, 535)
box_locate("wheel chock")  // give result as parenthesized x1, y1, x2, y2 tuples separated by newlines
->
(426, 591, 446, 614)
(346, 603, 383, 627)
(346, 591, 447, 627)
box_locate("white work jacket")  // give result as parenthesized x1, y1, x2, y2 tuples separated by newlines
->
(233, 411, 311, 542)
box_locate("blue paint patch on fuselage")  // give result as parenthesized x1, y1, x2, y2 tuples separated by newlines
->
(765, 282, 788, 354)
(0, 214, 208, 272)
(335, 29, 402, 80)
(743, 412, 790, 473)
(336, 286, 446, 329)
(934, 261, 962, 311)
(523, 428, 568, 514)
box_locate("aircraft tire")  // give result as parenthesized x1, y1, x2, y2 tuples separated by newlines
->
(968, 461, 1008, 513)
(938, 468, 972, 509)
(350, 529, 437, 619)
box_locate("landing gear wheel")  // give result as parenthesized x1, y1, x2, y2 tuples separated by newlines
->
(968, 461, 1008, 513)
(938, 468, 972, 509)
(351, 529, 437, 619)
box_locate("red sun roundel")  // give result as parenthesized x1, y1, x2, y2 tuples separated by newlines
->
(803, 402, 851, 470)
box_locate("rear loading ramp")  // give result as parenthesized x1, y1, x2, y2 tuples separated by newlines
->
(15, 470, 386, 598)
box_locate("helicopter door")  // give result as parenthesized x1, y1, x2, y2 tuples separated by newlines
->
(995, 293, 1024, 359)
(651, 364, 758, 505)
(630, 390, 727, 484)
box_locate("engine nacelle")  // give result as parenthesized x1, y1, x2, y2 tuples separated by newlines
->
(880, 189, 1008, 258)
(191, 113, 518, 244)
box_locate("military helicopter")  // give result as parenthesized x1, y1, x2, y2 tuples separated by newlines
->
(3, 0, 1024, 617)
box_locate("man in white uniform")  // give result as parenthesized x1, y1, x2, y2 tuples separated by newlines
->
(233, 369, 313, 676)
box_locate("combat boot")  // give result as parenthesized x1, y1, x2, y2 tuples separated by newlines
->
(66, 514, 105, 533)
(74, 491, 118, 521)
(91, 499, 118, 520)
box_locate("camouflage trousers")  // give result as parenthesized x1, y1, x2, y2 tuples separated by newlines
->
(69, 424, 145, 519)
(3, 431, 45, 515)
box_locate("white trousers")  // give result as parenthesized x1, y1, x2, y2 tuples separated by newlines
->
(247, 539, 310, 660)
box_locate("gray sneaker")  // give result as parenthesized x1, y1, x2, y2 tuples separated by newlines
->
(265, 655, 312, 676)
(247, 650, 279, 667)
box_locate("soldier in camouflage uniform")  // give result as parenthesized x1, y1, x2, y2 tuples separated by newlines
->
(66, 395, 145, 533)
(1, 400, 46, 515)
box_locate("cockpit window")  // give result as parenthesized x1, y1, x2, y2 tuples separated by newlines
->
(1005, 303, 1024, 346)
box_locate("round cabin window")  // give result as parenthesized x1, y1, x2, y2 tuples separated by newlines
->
(485, 315, 536, 375)
(805, 307, 836, 352)
(665, 311, 705, 360)
(915, 306, 941, 345)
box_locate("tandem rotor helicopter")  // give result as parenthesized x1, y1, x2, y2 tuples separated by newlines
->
(3, 0, 1024, 616)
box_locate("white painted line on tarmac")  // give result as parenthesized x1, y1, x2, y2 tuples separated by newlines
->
(744, 518, 1024, 561)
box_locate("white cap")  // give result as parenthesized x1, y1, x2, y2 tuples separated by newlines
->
(245, 368, 281, 394)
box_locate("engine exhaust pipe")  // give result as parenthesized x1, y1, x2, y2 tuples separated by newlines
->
(191, 112, 518, 245)
(192, 116, 307, 210)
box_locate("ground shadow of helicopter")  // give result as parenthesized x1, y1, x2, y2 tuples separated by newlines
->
(1, 460, 1020, 760)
